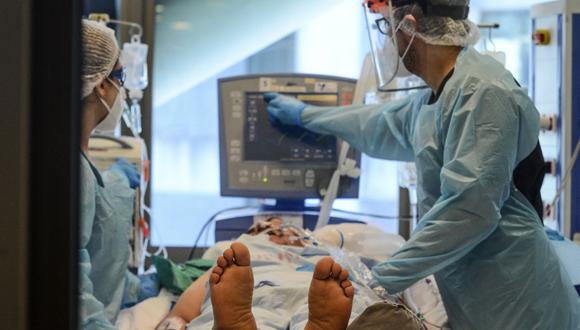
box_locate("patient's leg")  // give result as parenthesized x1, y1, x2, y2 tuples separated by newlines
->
(210, 242, 257, 330)
(162, 270, 210, 324)
(306, 257, 354, 330)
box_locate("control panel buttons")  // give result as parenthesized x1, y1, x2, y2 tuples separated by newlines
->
(305, 170, 315, 179)
(305, 178, 315, 188)
(281, 169, 291, 177)
(271, 169, 281, 177)
(292, 170, 302, 177)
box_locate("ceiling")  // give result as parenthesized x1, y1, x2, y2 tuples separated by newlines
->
(153, 0, 352, 107)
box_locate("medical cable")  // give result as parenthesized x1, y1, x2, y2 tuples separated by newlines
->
(422, 320, 449, 330)
(331, 208, 415, 221)
(316, 142, 361, 230)
(379, 85, 429, 93)
(142, 206, 167, 257)
(397, 293, 448, 330)
(203, 217, 213, 249)
(138, 141, 169, 273)
(140, 206, 168, 275)
(550, 139, 580, 211)
(188, 206, 258, 261)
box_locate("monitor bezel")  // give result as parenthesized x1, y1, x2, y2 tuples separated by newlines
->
(218, 73, 361, 199)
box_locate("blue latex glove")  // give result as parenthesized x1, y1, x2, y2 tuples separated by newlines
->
(263, 92, 306, 126)
(109, 158, 140, 189)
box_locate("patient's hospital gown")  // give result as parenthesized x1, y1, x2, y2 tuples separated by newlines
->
(188, 234, 382, 330)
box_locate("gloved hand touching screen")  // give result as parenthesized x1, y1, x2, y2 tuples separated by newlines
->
(263, 92, 306, 127)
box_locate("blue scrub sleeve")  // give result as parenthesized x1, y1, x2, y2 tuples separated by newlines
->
(372, 85, 525, 293)
(301, 94, 425, 162)
(79, 157, 117, 330)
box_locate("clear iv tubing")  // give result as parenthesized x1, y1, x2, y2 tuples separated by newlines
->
(139, 140, 168, 269)
(142, 206, 168, 259)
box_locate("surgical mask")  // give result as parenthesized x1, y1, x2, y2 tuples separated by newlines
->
(384, 21, 415, 78)
(95, 78, 125, 134)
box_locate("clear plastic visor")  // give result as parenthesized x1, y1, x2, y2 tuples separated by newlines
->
(363, 6, 400, 91)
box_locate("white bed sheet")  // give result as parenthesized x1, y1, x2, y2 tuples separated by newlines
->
(116, 289, 176, 330)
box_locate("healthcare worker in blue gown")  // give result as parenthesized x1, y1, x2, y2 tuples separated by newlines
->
(79, 19, 141, 329)
(265, 0, 580, 328)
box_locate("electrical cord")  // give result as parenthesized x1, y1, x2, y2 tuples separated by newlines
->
(187, 206, 256, 261)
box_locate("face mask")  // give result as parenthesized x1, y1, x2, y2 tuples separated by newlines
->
(95, 78, 125, 134)
(382, 16, 416, 81)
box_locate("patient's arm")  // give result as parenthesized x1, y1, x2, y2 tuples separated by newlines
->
(156, 270, 210, 329)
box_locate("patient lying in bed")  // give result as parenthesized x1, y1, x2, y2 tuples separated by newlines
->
(155, 219, 428, 330)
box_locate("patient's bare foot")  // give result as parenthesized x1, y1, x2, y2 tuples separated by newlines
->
(210, 242, 257, 330)
(306, 257, 354, 330)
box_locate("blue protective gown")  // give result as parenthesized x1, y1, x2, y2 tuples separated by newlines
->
(79, 153, 139, 329)
(301, 47, 580, 329)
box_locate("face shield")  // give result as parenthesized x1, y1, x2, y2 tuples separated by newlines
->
(363, 2, 408, 91)
(363, 0, 425, 92)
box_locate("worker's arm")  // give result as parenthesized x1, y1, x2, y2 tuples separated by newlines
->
(265, 92, 427, 162)
(301, 95, 423, 162)
(371, 84, 537, 293)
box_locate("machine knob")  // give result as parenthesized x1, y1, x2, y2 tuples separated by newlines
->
(539, 114, 557, 132)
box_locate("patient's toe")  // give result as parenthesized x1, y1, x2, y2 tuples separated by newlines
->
(231, 242, 251, 266)
(223, 248, 235, 265)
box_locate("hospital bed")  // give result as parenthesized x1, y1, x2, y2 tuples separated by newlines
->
(116, 221, 449, 330)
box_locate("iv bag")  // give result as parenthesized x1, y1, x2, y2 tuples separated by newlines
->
(121, 36, 149, 92)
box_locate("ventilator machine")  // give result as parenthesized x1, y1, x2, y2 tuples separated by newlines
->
(216, 74, 366, 241)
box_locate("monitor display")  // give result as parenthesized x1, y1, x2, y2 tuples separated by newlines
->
(244, 93, 338, 163)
